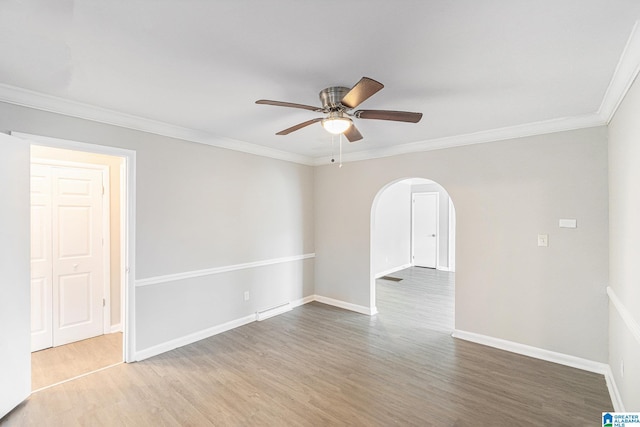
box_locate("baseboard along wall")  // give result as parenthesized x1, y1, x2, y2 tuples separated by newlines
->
(452, 329, 625, 412)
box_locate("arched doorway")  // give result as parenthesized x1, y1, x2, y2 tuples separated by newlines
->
(370, 177, 456, 330)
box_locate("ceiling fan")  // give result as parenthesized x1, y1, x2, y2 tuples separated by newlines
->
(256, 77, 423, 142)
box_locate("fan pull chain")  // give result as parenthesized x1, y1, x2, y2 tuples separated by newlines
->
(331, 134, 336, 164)
(339, 133, 343, 168)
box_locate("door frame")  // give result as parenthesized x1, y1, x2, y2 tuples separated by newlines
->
(411, 191, 439, 269)
(13, 131, 136, 363)
(31, 158, 112, 338)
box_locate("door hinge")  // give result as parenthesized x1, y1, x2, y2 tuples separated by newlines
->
(102, 185, 105, 195)
(103, 298, 106, 307)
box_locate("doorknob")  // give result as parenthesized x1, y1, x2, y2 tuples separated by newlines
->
(431, 234, 436, 237)
(73, 263, 79, 270)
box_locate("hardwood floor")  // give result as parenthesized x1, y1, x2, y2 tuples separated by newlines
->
(3, 267, 611, 426)
(31, 332, 123, 391)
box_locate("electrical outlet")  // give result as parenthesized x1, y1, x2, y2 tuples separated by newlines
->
(537, 234, 548, 247)
(244, 291, 250, 301)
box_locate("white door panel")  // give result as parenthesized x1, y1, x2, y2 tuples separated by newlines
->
(30, 163, 105, 351)
(30, 164, 53, 351)
(52, 166, 104, 347)
(412, 192, 438, 268)
(0, 133, 31, 418)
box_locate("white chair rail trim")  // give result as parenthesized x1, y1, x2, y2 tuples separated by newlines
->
(607, 286, 640, 345)
(135, 253, 315, 287)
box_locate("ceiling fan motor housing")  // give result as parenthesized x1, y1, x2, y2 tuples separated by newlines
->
(319, 86, 350, 111)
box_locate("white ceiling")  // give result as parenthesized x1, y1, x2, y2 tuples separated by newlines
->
(1, 1, 640, 164)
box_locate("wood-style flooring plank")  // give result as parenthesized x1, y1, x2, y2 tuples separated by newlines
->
(3, 268, 611, 426)
(31, 332, 123, 391)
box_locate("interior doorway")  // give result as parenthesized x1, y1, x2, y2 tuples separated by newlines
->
(370, 177, 456, 321)
(28, 143, 128, 390)
(30, 160, 110, 352)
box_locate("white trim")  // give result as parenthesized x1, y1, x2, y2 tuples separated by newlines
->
(451, 329, 609, 375)
(604, 364, 626, 412)
(452, 329, 625, 409)
(291, 295, 315, 308)
(314, 295, 377, 316)
(109, 323, 122, 334)
(607, 286, 640, 345)
(312, 117, 605, 165)
(134, 296, 317, 361)
(13, 131, 137, 364)
(375, 263, 412, 279)
(437, 265, 451, 272)
(134, 314, 256, 361)
(135, 253, 315, 287)
(0, 84, 314, 166)
(599, 21, 640, 123)
(3, 23, 640, 167)
(448, 198, 456, 273)
(256, 302, 292, 321)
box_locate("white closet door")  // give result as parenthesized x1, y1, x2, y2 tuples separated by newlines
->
(52, 166, 105, 347)
(412, 192, 438, 268)
(0, 132, 31, 418)
(30, 164, 53, 352)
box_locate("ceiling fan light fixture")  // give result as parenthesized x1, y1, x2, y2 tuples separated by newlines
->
(322, 116, 352, 135)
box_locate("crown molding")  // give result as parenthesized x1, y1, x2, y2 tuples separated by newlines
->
(313, 113, 606, 166)
(598, 20, 640, 123)
(3, 21, 640, 168)
(0, 84, 315, 166)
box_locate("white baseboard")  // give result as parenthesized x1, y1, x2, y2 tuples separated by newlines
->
(256, 302, 292, 321)
(451, 328, 626, 411)
(133, 294, 379, 362)
(135, 314, 256, 361)
(109, 323, 122, 334)
(437, 265, 451, 272)
(291, 295, 315, 308)
(375, 263, 412, 279)
(452, 329, 609, 375)
(133, 295, 317, 361)
(603, 364, 626, 412)
(314, 295, 376, 316)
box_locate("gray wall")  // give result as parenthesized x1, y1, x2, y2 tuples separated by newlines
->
(315, 127, 609, 362)
(372, 181, 411, 276)
(608, 73, 640, 410)
(0, 101, 315, 355)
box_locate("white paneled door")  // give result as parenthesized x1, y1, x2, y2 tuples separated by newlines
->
(0, 133, 31, 418)
(412, 192, 438, 268)
(30, 163, 106, 352)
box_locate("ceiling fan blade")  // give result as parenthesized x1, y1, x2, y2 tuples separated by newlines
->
(343, 123, 363, 142)
(340, 77, 384, 109)
(276, 118, 323, 135)
(256, 99, 322, 112)
(355, 110, 423, 123)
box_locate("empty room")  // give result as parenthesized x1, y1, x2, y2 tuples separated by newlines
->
(1, 1, 639, 425)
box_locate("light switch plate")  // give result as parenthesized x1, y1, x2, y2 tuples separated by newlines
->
(559, 219, 577, 228)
